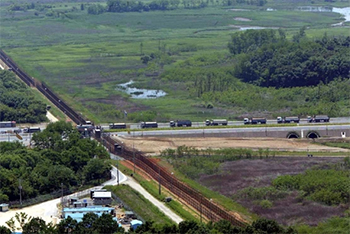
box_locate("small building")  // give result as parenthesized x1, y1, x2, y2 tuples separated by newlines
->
(124, 211, 137, 219)
(92, 191, 112, 205)
(130, 220, 143, 230)
(0, 204, 9, 212)
(63, 206, 115, 222)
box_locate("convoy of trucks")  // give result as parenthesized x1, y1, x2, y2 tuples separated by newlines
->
(277, 116, 300, 124)
(307, 115, 330, 123)
(140, 122, 158, 128)
(243, 117, 267, 125)
(0, 113, 332, 138)
(205, 119, 228, 126)
(170, 120, 192, 127)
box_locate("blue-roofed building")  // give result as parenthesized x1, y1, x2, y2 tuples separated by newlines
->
(63, 206, 115, 222)
(130, 220, 143, 230)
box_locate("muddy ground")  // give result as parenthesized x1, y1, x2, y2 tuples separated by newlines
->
(115, 136, 349, 226)
(198, 157, 347, 226)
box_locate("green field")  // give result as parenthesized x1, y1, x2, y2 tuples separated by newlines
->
(105, 184, 175, 225)
(0, 0, 349, 123)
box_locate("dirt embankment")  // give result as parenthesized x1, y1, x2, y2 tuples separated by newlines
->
(115, 136, 350, 155)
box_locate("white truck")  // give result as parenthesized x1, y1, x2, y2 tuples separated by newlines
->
(205, 119, 228, 126)
(277, 116, 300, 124)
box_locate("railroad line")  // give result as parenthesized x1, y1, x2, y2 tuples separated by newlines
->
(0, 49, 247, 227)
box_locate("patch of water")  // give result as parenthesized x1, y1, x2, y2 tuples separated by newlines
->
(267, 6, 350, 26)
(332, 7, 350, 26)
(116, 80, 167, 99)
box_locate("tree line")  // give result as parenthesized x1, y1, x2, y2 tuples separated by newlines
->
(1, 213, 296, 234)
(0, 70, 47, 123)
(156, 30, 350, 117)
(87, 0, 267, 15)
(231, 31, 350, 88)
(0, 121, 111, 203)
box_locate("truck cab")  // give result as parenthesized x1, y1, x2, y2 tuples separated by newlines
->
(277, 117, 283, 124)
(244, 118, 250, 125)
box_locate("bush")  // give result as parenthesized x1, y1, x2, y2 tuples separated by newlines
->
(272, 169, 350, 205)
(259, 199, 273, 209)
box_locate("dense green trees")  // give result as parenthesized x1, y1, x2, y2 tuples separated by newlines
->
(0, 121, 111, 204)
(232, 33, 350, 88)
(89, 0, 266, 15)
(3, 213, 294, 234)
(0, 70, 47, 123)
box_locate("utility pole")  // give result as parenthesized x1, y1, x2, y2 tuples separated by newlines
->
(200, 196, 202, 223)
(133, 131, 136, 173)
(133, 143, 136, 174)
(158, 167, 161, 195)
(61, 183, 64, 207)
(116, 161, 120, 186)
(18, 179, 22, 208)
(170, 172, 174, 191)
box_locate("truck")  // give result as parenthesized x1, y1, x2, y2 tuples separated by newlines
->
(244, 117, 266, 125)
(140, 122, 158, 128)
(277, 116, 300, 124)
(170, 120, 192, 127)
(109, 123, 127, 129)
(0, 121, 16, 128)
(307, 115, 330, 123)
(23, 127, 41, 133)
(205, 119, 228, 126)
(76, 124, 95, 132)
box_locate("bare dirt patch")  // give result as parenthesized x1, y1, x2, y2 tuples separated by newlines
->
(116, 136, 349, 155)
(234, 17, 252, 21)
(198, 157, 347, 226)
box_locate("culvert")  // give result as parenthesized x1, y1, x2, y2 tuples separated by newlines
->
(286, 132, 300, 139)
(306, 131, 320, 139)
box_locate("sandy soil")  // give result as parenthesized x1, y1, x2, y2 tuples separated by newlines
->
(46, 111, 59, 123)
(116, 136, 350, 155)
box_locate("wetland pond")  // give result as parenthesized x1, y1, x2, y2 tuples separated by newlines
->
(231, 6, 350, 29)
(116, 80, 167, 99)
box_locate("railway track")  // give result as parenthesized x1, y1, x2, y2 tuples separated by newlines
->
(0, 49, 247, 227)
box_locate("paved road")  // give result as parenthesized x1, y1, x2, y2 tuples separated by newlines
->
(100, 117, 350, 130)
(113, 124, 350, 137)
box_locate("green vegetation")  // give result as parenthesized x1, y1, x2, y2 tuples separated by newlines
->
(105, 184, 175, 225)
(0, 0, 349, 122)
(4, 212, 123, 234)
(1, 212, 296, 234)
(233, 33, 350, 88)
(115, 160, 199, 221)
(317, 140, 350, 150)
(0, 121, 111, 204)
(273, 162, 350, 205)
(297, 216, 350, 234)
(0, 70, 47, 123)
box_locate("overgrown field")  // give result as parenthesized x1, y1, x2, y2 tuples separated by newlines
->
(0, 0, 349, 122)
(159, 146, 350, 231)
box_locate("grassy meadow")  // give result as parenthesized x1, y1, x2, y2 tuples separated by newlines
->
(0, 0, 349, 122)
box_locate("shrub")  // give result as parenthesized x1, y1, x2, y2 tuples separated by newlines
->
(259, 199, 273, 209)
